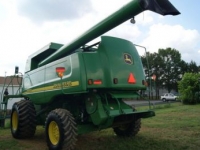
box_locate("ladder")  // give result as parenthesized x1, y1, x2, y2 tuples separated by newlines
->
(0, 74, 23, 127)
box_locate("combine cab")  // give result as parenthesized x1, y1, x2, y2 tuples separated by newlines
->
(1, 0, 180, 149)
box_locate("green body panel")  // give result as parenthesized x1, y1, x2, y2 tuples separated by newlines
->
(84, 36, 146, 90)
(89, 98, 108, 126)
(22, 36, 145, 104)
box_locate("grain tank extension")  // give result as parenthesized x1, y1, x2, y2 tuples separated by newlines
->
(4, 0, 180, 149)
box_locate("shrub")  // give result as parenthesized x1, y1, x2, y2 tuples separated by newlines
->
(178, 73, 200, 104)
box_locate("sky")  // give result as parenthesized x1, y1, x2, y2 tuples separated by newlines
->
(0, 0, 199, 76)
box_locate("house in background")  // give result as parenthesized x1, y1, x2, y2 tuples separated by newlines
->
(0, 76, 22, 109)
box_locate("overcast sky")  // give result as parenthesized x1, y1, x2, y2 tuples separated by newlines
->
(0, 0, 199, 76)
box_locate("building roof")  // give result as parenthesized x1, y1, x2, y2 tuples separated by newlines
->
(0, 76, 22, 86)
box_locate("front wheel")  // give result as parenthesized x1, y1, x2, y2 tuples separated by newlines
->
(113, 118, 141, 137)
(11, 100, 36, 139)
(45, 109, 77, 150)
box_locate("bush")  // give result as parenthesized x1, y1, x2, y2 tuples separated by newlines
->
(5, 119, 10, 128)
(178, 73, 200, 104)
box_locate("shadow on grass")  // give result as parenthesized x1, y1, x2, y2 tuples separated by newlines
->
(0, 126, 199, 150)
(75, 129, 199, 150)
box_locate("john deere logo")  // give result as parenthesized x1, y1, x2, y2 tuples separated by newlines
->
(124, 53, 133, 64)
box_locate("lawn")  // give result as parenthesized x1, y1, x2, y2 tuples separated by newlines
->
(0, 102, 200, 150)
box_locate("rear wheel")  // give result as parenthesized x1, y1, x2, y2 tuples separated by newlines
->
(113, 118, 141, 137)
(45, 109, 77, 150)
(11, 100, 36, 139)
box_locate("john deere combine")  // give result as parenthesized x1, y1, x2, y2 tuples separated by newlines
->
(2, 0, 180, 149)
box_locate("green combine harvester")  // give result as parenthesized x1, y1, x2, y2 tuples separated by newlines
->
(0, 0, 180, 149)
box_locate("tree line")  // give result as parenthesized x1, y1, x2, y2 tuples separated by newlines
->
(141, 47, 200, 100)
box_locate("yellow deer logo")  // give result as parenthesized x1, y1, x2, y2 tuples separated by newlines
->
(124, 53, 133, 64)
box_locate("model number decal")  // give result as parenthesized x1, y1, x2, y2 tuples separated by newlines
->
(22, 81, 79, 94)
(53, 81, 79, 89)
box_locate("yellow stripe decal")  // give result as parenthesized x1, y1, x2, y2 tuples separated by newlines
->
(22, 81, 79, 94)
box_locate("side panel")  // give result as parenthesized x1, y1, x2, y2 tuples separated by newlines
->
(82, 52, 104, 86)
(22, 53, 87, 104)
(44, 53, 87, 101)
(60, 53, 87, 94)
(22, 66, 45, 101)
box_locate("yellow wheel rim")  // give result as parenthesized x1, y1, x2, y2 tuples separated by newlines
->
(12, 111, 18, 131)
(48, 121, 60, 145)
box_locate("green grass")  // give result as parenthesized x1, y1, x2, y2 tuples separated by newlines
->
(1, 102, 200, 150)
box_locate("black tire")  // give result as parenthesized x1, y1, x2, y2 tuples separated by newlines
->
(11, 100, 36, 139)
(113, 118, 141, 137)
(45, 109, 77, 150)
(162, 98, 166, 102)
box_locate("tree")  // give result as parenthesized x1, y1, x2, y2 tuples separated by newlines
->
(141, 47, 200, 99)
(157, 48, 182, 93)
(187, 61, 199, 73)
